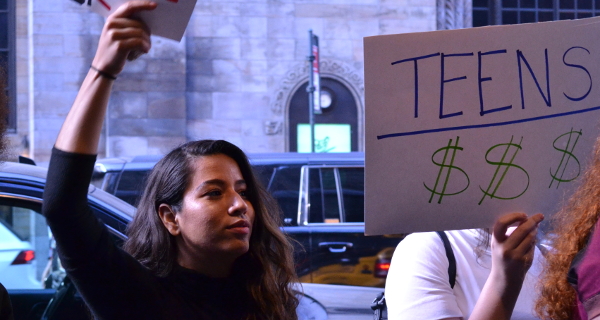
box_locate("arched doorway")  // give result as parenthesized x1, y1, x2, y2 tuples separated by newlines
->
(288, 77, 359, 152)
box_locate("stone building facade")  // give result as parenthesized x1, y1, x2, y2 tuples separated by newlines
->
(8, 0, 472, 162)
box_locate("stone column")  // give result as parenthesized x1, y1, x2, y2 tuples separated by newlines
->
(437, 0, 473, 30)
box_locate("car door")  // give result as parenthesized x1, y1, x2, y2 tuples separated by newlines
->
(0, 166, 133, 320)
(302, 166, 402, 287)
(258, 164, 312, 278)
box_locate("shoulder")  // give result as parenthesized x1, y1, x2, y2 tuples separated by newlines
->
(387, 232, 450, 286)
(385, 231, 468, 319)
(394, 231, 445, 256)
(387, 229, 483, 286)
(393, 229, 477, 260)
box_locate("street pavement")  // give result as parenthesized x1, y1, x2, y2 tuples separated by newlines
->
(301, 283, 381, 320)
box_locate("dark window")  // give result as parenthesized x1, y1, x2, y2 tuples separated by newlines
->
(115, 171, 150, 206)
(288, 78, 359, 152)
(339, 168, 364, 223)
(473, 0, 600, 27)
(266, 165, 302, 226)
(252, 164, 277, 189)
(308, 168, 340, 223)
(0, 0, 15, 131)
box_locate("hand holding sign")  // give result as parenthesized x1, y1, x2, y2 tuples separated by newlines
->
(491, 212, 543, 281)
(74, 0, 196, 41)
(92, 1, 155, 77)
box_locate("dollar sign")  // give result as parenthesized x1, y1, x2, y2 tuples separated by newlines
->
(479, 136, 529, 205)
(424, 137, 470, 204)
(549, 128, 582, 189)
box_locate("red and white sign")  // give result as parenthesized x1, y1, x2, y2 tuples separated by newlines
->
(83, 0, 196, 41)
(312, 35, 322, 115)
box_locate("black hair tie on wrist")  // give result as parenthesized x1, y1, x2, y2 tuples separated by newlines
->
(90, 66, 117, 80)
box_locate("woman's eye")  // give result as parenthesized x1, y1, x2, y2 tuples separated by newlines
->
(206, 190, 222, 197)
(238, 190, 248, 198)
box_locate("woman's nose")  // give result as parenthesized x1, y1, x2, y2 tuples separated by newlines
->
(228, 192, 248, 216)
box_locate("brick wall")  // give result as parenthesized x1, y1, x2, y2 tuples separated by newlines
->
(12, 0, 436, 162)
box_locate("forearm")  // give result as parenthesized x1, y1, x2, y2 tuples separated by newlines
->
(469, 269, 524, 320)
(54, 69, 113, 154)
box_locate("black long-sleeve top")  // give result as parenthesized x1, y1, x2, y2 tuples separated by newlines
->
(42, 148, 249, 320)
(0, 282, 14, 320)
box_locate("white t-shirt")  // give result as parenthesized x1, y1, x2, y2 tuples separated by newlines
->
(385, 229, 543, 320)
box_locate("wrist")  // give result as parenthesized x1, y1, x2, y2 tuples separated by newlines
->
(90, 66, 117, 81)
(489, 266, 525, 293)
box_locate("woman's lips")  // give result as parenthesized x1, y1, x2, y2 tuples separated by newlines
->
(227, 220, 251, 234)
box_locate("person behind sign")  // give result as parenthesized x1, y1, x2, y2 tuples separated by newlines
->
(535, 140, 600, 320)
(41, 2, 299, 319)
(385, 212, 545, 320)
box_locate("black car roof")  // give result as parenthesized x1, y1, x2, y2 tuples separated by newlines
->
(95, 152, 365, 173)
(0, 161, 136, 219)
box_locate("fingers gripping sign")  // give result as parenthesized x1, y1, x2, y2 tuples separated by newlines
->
(491, 212, 544, 282)
(74, 0, 196, 41)
(91, 1, 156, 78)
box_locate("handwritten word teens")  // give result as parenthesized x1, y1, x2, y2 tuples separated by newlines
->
(392, 47, 592, 120)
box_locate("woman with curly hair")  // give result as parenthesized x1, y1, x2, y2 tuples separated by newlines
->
(535, 137, 600, 320)
(42, 2, 299, 319)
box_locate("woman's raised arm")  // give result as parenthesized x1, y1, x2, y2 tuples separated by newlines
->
(55, 1, 156, 154)
(469, 212, 544, 320)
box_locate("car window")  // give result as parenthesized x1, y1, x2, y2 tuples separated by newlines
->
(339, 167, 364, 223)
(267, 166, 301, 226)
(93, 171, 119, 193)
(309, 168, 340, 223)
(0, 204, 51, 289)
(251, 164, 277, 189)
(116, 170, 150, 206)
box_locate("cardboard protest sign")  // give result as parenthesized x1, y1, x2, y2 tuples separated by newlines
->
(76, 0, 196, 41)
(364, 17, 600, 235)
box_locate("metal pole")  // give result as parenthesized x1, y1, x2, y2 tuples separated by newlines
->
(307, 30, 315, 153)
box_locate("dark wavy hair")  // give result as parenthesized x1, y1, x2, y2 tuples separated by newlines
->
(123, 140, 299, 320)
(535, 136, 600, 319)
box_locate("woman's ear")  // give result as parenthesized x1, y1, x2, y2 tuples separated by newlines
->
(158, 204, 180, 236)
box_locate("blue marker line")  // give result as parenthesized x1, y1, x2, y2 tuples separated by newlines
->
(376, 106, 600, 140)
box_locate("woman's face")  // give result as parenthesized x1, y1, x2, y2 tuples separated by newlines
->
(172, 154, 255, 265)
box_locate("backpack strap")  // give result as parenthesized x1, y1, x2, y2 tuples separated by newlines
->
(373, 231, 458, 320)
(436, 231, 457, 289)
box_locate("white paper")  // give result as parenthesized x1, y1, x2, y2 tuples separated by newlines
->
(88, 0, 196, 41)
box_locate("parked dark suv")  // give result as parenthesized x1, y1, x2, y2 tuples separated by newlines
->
(92, 152, 404, 288)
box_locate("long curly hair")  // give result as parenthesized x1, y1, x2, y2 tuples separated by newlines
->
(535, 136, 600, 319)
(123, 140, 299, 320)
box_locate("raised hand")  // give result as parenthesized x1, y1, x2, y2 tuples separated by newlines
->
(469, 212, 544, 320)
(91, 1, 157, 78)
(56, 1, 156, 154)
(491, 212, 544, 283)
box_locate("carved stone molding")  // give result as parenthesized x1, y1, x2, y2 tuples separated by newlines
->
(270, 58, 365, 151)
(270, 59, 364, 116)
(270, 63, 310, 116)
(320, 60, 365, 98)
(437, 0, 472, 30)
(263, 121, 282, 136)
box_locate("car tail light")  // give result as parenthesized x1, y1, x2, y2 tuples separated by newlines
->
(11, 250, 35, 265)
(374, 258, 391, 278)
